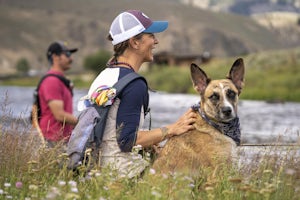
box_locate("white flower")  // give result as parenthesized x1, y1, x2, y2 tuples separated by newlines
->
(162, 173, 168, 179)
(4, 183, 11, 187)
(71, 187, 78, 193)
(151, 190, 162, 198)
(103, 186, 109, 191)
(149, 168, 156, 175)
(0, 189, 4, 194)
(28, 184, 38, 190)
(95, 172, 101, 177)
(68, 181, 77, 187)
(58, 180, 66, 186)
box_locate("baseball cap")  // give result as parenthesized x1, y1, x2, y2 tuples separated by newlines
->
(46, 41, 78, 60)
(109, 10, 168, 45)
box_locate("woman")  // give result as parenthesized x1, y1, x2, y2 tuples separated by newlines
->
(82, 10, 197, 178)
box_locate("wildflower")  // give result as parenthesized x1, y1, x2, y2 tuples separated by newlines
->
(103, 186, 109, 191)
(149, 168, 156, 175)
(183, 176, 193, 182)
(15, 181, 23, 189)
(162, 173, 168, 179)
(24, 197, 31, 200)
(0, 189, 3, 194)
(95, 172, 101, 177)
(68, 180, 77, 187)
(29, 184, 38, 190)
(151, 190, 162, 198)
(70, 187, 78, 193)
(5, 195, 12, 199)
(85, 174, 92, 181)
(58, 180, 66, 186)
(4, 183, 11, 188)
(132, 145, 142, 153)
(46, 187, 60, 199)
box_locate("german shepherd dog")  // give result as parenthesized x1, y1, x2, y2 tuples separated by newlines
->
(152, 58, 245, 176)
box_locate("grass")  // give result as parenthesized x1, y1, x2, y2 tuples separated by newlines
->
(1, 97, 300, 199)
(1, 126, 300, 199)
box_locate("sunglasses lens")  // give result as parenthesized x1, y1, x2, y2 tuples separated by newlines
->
(64, 51, 71, 57)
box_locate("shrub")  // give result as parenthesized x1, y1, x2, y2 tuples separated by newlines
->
(15, 58, 30, 75)
(83, 50, 111, 75)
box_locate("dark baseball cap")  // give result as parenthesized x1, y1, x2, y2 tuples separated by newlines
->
(46, 41, 78, 59)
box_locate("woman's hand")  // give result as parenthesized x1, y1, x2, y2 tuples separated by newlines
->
(136, 108, 197, 148)
(166, 108, 197, 138)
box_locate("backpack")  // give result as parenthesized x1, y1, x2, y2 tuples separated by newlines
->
(31, 74, 73, 142)
(31, 74, 73, 122)
(66, 72, 146, 170)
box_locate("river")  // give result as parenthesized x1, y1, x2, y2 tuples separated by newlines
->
(1, 86, 300, 144)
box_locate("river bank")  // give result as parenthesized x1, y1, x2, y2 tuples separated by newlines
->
(1, 86, 300, 145)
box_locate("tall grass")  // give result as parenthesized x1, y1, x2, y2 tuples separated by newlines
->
(1, 105, 300, 199)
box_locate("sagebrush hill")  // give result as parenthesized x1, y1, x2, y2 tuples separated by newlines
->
(0, 0, 299, 74)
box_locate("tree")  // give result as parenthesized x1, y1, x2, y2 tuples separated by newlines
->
(16, 58, 30, 75)
(83, 50, 111, 74)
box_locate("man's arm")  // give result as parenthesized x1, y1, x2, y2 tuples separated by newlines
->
(48, 100, 78, 125)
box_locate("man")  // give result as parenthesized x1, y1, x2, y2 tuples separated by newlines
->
(38, 41, 78, 146)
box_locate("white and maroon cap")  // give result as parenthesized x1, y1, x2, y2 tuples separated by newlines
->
(109, 10, 168, 45)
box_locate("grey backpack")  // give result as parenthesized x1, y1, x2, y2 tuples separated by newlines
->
(66, 72, 146, 170)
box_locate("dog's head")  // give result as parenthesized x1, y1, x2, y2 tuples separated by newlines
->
(191, 58, 245, 122)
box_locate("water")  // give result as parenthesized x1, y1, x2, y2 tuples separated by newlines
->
(1, 86, 300, 144)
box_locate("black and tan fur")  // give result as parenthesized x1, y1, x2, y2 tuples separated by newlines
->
(152, 58, 245, 176)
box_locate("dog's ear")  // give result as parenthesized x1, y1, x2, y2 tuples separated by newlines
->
(227, 58, 245, 95)
(190, 63, 211, 94)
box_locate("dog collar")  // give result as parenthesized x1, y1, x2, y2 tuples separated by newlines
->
(191, 103, 241, 145)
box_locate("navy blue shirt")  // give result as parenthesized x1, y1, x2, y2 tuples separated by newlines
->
(114, 67, 149, 152)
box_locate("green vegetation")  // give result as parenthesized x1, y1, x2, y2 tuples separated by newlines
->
(15, 58, 30, 75)
(83, 50, 112, 75)
(1, 116, 300, 199)
(142, 47, 300, 102)
(1, 47, 300, 102)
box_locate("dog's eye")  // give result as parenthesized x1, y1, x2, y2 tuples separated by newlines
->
(209, 93, 219, 101)
(227, 90, 236, 99)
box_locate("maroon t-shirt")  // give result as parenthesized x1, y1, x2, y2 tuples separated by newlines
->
(38, 70, 74, 142)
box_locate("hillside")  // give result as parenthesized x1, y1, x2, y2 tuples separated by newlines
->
(179, 0, 300, 14)
(0, 0, 299, 75)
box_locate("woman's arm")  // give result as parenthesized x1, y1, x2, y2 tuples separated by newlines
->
(135, 108, 197, 147)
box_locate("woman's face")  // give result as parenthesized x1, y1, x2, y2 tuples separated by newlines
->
(137, 33, 158, 62)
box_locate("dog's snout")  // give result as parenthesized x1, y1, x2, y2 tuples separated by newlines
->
(222, 106, 232, 116)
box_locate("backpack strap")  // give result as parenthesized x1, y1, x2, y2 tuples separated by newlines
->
(92, 72, 147, 147)
(113, 72, 147, 96)
(32, 74, 73, 123)
(35, 74, 73, 96)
